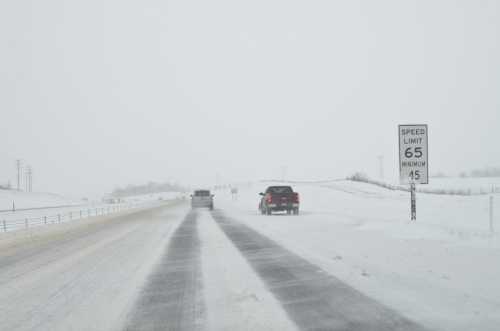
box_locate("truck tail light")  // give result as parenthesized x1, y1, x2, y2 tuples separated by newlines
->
(293, 193, 299, 203)
(266, 194, 273, 203)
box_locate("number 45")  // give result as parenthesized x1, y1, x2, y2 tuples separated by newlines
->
(409, 170, 421, 181)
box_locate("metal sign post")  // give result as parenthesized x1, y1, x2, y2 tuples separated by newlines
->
(399, 124, 428, 221)
(410, 182, 416, 221)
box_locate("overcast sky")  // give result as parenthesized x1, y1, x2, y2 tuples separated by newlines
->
(1, 0, 499, 197)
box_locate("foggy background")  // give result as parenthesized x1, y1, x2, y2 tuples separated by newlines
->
(1, 0, 499, 197)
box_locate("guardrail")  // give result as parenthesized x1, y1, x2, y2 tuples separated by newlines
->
(0, 200, 168, 233)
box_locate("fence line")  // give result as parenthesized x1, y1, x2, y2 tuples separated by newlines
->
(347, 175, 500, 196)
(0, 200, 170, 233)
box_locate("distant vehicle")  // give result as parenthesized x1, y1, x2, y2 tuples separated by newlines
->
(259, 186, 299, 215)
(191, 190, 214, 210)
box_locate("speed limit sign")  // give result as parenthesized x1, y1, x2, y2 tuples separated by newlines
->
(399, 124, 428, 184)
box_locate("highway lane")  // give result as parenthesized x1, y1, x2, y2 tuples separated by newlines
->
(124, 209, 429, 331)
(211, 210, 429, 331)
(0, 202, 187, 331)
(1, 203, 431, 331)
(124, 210, 205, 331)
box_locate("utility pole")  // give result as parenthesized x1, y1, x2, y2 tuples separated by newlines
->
(16, 159, 22, 191)
(29, 167, 33, 192)
(280, 166, 287, 182)
(24, 165, 32, 192)
(215, 173, 221, 189)
(24, 166, 29, 192)
(377, 155, 384, 180)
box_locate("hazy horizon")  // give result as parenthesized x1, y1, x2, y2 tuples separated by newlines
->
(2, 0, 499, 197)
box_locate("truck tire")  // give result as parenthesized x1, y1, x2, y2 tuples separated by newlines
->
(293, 208, 299, 215)
(286, 209, 292, 215)
(266, 207, 272, 215)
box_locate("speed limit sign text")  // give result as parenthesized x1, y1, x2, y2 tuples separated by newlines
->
(399, 124, 428, 184)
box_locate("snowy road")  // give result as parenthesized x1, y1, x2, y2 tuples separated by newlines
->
(125, 210, 204, 331)
(124, 208, 427, 331)
(0, 203, 187, 331)
(1, 199, 430, 331)
(210, 210, 427, 331)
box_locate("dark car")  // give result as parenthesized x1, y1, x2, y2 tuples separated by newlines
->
(191, 190, 214, 210)
(259, 186, 299, 215)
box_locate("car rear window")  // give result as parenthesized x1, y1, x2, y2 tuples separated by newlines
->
(194, 190, 210, 196)
(266, 186, 293, 194)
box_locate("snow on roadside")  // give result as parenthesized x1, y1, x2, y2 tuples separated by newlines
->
(215, 180, 500, 331)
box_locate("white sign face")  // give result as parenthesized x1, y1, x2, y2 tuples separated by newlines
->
(399, 124, 428, 184)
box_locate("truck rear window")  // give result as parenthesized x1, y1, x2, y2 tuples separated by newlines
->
(266, 186, 293, 194)
(194, 190, 210, 196)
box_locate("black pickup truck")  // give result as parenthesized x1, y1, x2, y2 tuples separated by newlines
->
(259, 186, 299, 215)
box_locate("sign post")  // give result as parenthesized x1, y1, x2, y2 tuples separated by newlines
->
(399, 124, 428, 221)
(410, 182, 416, 220)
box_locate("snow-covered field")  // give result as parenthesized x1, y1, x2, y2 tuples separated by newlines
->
(377, 176, 500, 195)
(120, 191, 187, 203)
(0, 189, 81, 211)
(216, 180, 500, 331)
(424, 177, 500, 194)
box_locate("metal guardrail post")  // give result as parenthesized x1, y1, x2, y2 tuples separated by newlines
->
(70, 212, 72, 220)
(44, 216, 47, 224)
(58, 214, 61, 223)
(25, 218, 28, 229)
(80, 210, 82, 218)
(3, 220, 6, 232)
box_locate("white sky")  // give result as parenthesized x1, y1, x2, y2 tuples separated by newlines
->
(1, 0, 499, 197)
